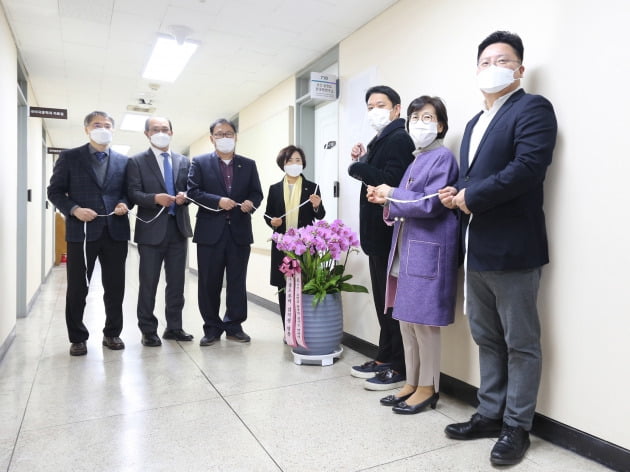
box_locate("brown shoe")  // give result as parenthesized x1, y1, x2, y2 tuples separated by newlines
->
(102, 336, 125, 350)
(69, 342, 87, 356)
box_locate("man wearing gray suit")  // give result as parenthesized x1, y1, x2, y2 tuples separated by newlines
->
(127, 117, 194, 347)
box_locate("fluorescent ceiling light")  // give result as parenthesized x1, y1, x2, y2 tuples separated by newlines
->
(111, 144, 130, 156)
(142, 35, 199, 82)
(120, 113, 148, 132)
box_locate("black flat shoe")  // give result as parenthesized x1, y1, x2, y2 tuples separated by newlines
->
(445, 413, 502, 440)
(380, 391, 413, 406)
(162, 329, 193, 341)
(200, 334, 220, 346)
(69, 342, 87, 356)
(226, 331, 251, 343)
(490, 425, 530, 466)
(102, 336, 125, 350)
(141, 333, 162, 347)
(392, 393, 439, 415)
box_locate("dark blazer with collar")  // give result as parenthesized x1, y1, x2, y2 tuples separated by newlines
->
(47, 143, 131, 243)
(264, 176, 326, 286)
(187, 152, 263, 246)
(348, 118, 415, 256)
(127, 148, 193, 244)
(458, 89, 557, 271)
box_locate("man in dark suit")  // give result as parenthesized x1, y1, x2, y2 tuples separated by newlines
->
(187, 118, 263, 345)
(47, 110, 131, 356)
(439, 31, 557, 466)
(347, 85, 415, 391)
(127, 117, 194, 347)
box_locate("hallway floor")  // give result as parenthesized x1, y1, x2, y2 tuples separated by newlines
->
(0, 249, 608, 471)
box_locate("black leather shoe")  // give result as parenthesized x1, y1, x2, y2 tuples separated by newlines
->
(490, 424, 530, 465)
(69, 342, 87, 356)
(141, 333, 162, 347)
(380, 391, 413, 406)
(102, 336, 125, 350)
(162, 329, 193, 341)
(392, 393, 439, 414)
(226, 331, 251, 343)
(200, 334, 220, 346)
(445, 413, 502, 440)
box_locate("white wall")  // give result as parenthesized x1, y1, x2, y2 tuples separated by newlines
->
(0, 7, 18, 346)
(26, 83, 45, 305)
(234, 0, 630, 451)
(335, 0, 630, 449)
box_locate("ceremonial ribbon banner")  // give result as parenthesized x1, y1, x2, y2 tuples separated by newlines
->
(281, 257, 307, 348)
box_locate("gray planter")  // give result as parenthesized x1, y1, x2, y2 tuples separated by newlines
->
(292, 293, 343, 356)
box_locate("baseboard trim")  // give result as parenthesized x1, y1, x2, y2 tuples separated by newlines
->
(341, 334, 629, 472)
(0, 327, 16, 364)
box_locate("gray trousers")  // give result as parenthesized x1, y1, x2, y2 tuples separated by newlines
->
(467, 268, 542, 430)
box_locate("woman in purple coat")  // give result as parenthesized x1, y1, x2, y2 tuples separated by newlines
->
(367, 96, 458, 414)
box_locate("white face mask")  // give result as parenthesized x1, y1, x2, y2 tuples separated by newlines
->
(89, 127, 113, 145)
(215, 137, 235, 154)
(477, 65, 517, 94)
(367, 107, 392, 132)
(284, 164, 303, 178)
(409, 121, 438, 149)
(150, 132, 171, 149)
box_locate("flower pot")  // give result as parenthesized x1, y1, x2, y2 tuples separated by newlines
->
(292, 293, 343, 356)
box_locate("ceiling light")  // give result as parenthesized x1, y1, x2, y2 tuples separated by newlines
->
(111, 144, 131, 155)
(120, 113, 148, 131)
(142, 33, 199, 82)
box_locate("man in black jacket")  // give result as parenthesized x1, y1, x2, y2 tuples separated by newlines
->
(348, 85, 415, 390)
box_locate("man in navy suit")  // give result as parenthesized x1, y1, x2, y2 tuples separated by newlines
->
(127, 117, 194, 347)
(187, 118, 263, 345)
(439, 32, 557, 465)
(47, 111, 131, 356)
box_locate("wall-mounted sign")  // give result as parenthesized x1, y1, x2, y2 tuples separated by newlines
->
(47, 147, 68, 155)
(310, 72, 337, 101)
(30, 107, 67, 119)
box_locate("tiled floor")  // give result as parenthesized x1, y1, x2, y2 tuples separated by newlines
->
(0, 249, 609, 471)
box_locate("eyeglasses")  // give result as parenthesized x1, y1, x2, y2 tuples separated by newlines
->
(213, 132, 235, 139)
(477, 57, 521, 69)
(409, 113, 434, 124)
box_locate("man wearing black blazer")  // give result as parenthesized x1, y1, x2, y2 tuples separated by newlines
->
(440, 32, 557, 466)
(47, 111, 131, 356)
(348, 85, 415, 391)
(127, 117, 194, 347)
(187, 118, 263, 346)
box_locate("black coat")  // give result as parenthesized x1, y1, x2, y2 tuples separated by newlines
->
(264, 176, 325, 287)
(348, 118, 415, 256)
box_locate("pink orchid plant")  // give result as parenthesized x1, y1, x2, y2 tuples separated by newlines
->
(272, 220, 368, 306)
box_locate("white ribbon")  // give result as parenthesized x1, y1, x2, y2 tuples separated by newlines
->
(264, 184, 319, 220)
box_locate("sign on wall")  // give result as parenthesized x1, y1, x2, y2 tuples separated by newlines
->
(310, 72, 337, 101)
(29, 107, 67, 119)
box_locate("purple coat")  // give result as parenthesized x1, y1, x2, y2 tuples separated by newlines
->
(384, 145, 459, 326)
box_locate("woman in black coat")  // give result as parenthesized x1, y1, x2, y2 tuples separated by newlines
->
(264, 145, 325, 328)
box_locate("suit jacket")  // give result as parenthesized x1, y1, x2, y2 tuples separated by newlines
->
(348, 118, 415, 256)
(127, 148, 193, 244)
(264, 176, 326, 286)
(47, 143, 131, 242)
(384, 146, 459, 326)
(458, 89, 557, 271)
(187, 152, 263, 246)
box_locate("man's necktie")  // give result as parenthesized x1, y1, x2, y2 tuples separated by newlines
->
(95, 151, 106, 162)
(161, 153, 176, 215)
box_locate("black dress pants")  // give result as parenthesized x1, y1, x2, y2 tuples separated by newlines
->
(368, 253, 405, 373)
(65, 228, 128, 343)
(197, 226, 250, 337)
